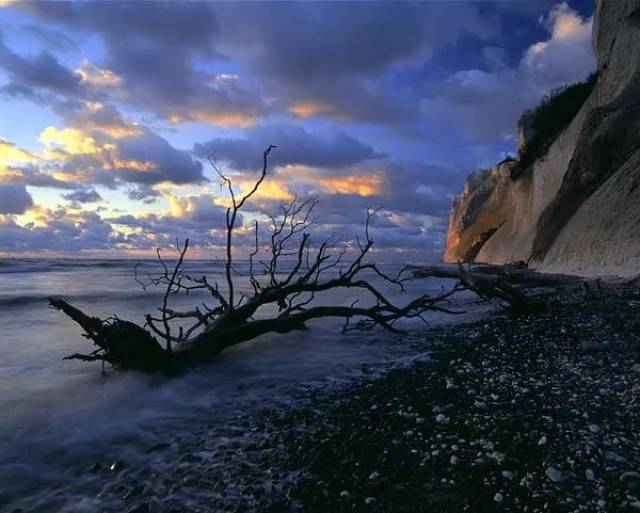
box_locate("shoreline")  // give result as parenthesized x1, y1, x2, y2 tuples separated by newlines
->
(26, 280, 640, 513)
(265, 283, 640, 513)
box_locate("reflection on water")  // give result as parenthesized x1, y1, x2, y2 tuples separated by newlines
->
(0, 258, 477, 511)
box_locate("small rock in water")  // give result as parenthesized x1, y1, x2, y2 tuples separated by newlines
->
(585, 469, 595, 481)
(538, 435, 547, 446)
(364, 497, 376, 505)
(494, 492, 504, 503)
(435, 414, 448, 423)
(450, 455, 459, 465)
(589, 424, 601, 434)
(502, 470, 515, 480)
(369, 471, 380, 480)
(545, 467, 564, 482)
(339, 490, 349, 498)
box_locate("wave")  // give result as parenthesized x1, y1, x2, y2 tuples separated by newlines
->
(0, 258, 229, 275)
(0, 289, 167, 309)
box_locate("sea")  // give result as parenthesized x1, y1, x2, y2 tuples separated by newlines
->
(0, 258, 483, 512)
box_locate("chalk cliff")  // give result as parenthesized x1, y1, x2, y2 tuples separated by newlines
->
(445, 0, 640, 277)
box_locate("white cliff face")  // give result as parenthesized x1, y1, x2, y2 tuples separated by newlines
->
(538, 0, 640, 276)
(475, 96, 594, 264)
(542, 148, 640, 277)
(445, 0, 640, 277)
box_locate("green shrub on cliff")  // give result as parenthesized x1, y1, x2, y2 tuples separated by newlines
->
(517, 72, 597, 174)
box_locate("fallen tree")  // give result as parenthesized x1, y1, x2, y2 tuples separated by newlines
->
(49, 146, 471, 373)
(412, 263, 565, 313)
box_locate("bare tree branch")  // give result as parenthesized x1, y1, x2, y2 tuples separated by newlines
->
(47, 146, 503, 374)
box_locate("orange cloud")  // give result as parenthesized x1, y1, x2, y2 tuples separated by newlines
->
(105, 159, 157, 172)
(550, 6, 588, 40)
(288, 101, 337, 119)
(170, 111, 258, 128)
(83, 102, 143, 138)
(248, 180, 294, 201)
(319, 174, 384, 197)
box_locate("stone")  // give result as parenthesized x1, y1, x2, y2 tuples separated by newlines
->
(621, 471, 640, 482)
(545, 467, 564, 483)
(605, 451, 625, 463)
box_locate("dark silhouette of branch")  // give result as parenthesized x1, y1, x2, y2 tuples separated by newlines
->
(49, 146, 481, 373)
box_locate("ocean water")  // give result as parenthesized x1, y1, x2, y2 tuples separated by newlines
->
(0, 258, 479, 511)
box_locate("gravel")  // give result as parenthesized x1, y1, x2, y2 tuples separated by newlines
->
(94, 283, 640, 513)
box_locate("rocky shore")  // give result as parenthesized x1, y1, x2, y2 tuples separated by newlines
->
(94, 281, 640, 513)
(264, 283, 640, 513)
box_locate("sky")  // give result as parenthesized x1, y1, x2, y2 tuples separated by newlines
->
(0, 0, 595, 261)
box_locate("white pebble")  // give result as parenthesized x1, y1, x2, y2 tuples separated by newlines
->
(494, 492, 504, 503)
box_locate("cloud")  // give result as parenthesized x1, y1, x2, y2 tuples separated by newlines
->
(109, 194, 235, 250)
(21, 24, 78, 54)
(13, 1, 502, 126)
(0, 30, 84, 99)
(16, 2, 265, 127)
(0, 138, 38, 164)
(194, 124, 384, 171)
(38, 123, 205, 187)
(419, 1, 595, 142)
(113, 131, 204, 185)
(55, 100, 143, 138)
(0, 1, 596, 259)
(521, 1, 594, 87)
(0, 183, 33, 214)
(75, 59, 122, 88)
(62, 189, 102, 204)
(0, 163, 81, 189)
(212, 1, 500, 123)
(0, 206, 113, 253)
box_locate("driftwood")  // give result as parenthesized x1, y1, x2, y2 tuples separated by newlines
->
(49, 147, 470, 374)
(412, 264, 544, 312)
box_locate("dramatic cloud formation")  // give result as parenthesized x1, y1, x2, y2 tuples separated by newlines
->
(0, 1, 595, 258)
(194, 124, 384, 170)
(420, 1, 595, 141)
(0, 183, 33, 214)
